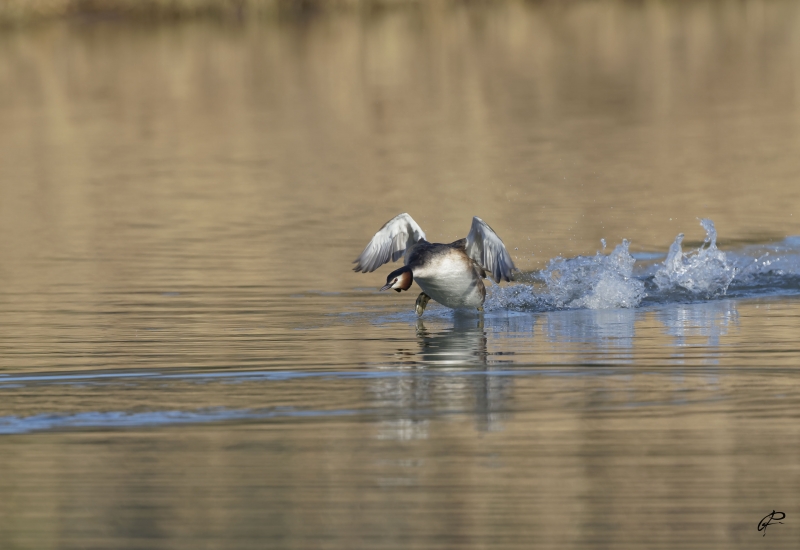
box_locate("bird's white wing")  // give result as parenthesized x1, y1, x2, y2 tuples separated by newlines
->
(353, 213, 426, 273)
(465, 216, 516, 283)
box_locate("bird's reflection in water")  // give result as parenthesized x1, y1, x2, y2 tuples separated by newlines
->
(374, 418, 430, 441)
(372, 312, 512, 439)
(414, 312, 488, 366)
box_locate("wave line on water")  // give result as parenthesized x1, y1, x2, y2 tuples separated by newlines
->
(0, 407, 359, 435)
(0, 366, 607, 388)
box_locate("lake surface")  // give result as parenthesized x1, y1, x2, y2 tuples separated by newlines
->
(1, 1, 800, 548)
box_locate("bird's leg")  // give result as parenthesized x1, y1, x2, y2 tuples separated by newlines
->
(415, 292, 431, 317)
(477, 306, 484, 312)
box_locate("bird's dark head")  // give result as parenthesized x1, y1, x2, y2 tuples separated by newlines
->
(380, 266, 413, 292)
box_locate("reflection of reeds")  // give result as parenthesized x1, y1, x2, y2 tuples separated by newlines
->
(2, 0, 445, 25)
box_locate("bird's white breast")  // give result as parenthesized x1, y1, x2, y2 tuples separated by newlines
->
(411, 254, 484, 309)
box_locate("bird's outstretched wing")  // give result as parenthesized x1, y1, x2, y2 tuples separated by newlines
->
(465, 216, 516, 283)
(353, 213, 427, 273)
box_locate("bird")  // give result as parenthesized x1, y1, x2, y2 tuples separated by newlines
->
(354, 213, 516, 316)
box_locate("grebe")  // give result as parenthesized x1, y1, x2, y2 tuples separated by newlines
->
(354, 213, 516, 315)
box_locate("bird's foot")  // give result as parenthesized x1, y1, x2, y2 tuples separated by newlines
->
(415, 292, 431, 317)
(477, 306, 484, 312)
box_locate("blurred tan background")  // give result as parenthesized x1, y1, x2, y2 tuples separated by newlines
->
(2, 1, 799, 295)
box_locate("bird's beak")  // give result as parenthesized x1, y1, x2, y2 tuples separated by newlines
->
(379, 283, 393, 291)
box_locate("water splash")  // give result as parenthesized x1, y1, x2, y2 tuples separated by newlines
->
(653, 219, 736, 297)
(487, 240, 645, 311)
(543, 240, 645, 309)
(732, 236, 800, 280)
(485, 218, 800, 313)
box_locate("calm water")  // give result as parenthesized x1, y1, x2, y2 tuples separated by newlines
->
(2, 1, 800, 548)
